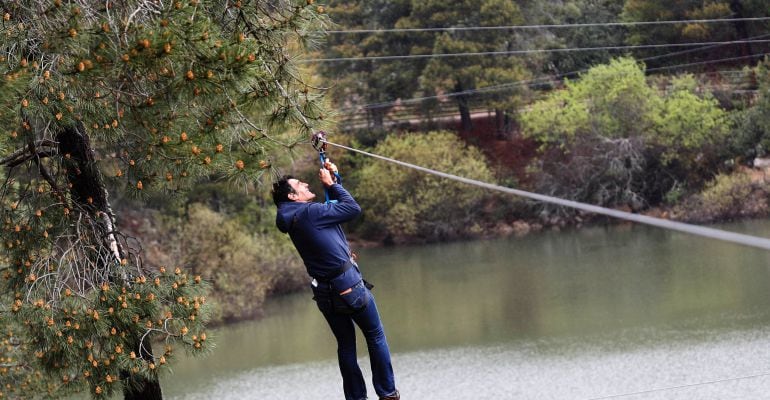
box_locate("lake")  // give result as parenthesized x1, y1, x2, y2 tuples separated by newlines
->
(161, 219, 770, 399)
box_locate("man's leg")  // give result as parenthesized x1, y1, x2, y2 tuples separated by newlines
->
(321, 309, 367, 400)
(352, 293, 397, 398)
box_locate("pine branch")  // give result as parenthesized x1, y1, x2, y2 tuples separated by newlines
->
(0, 140, 57, 168)
(28, 137, 62, 193)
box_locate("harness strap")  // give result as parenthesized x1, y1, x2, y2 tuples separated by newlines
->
(315, 259, 355, 284)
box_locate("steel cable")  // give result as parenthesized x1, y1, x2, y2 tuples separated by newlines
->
(322, 140, 770, 251)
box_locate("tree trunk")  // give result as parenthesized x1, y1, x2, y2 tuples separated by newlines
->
(495, 109, 516, 139)
(454, 81, 473, 133)
(57, 125, 164, 400)
(495, 109, 507, 139)
(730, 0, 753, 58)
(367, 106, 387, 130)
(123, 375, 163, 400)
(122, 336, 164, 400)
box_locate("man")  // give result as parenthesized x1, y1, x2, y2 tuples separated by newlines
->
(273, 168, 400, 400)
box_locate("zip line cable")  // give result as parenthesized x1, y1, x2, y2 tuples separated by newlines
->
(320, 140, 770, 252)
(327, 16, 770, 34)
(583, 370, 770, 400)
(304, 39, 770, 63)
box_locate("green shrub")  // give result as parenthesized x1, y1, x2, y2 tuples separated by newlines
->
(698, 172, 755, 217)
(136, 203, 305, 324)
(674, 170, 769, 223)
(353, 131, 496, 242)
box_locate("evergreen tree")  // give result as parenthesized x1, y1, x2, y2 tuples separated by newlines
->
(622, 0, 770, 67)
(413, 0, 531, 135)
(321, 0, 424, 132)
(320, 0, 535, 137)
(529, 0, 626, 75)
(0, 1, 328, 399)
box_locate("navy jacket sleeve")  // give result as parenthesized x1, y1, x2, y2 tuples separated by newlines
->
(310, 184, 361, 228)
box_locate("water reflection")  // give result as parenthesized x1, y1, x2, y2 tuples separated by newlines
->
(163, 220, 770, 399)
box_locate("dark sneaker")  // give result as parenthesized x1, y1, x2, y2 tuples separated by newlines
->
(379, 390, 400, 400)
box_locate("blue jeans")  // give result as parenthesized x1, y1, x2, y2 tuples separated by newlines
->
(313, 283, 397, 400)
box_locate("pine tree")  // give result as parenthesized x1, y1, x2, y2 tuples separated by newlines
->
(0, 1, 328, 398)
(410, 0, 531, 135)
(321, 0, 421, 132)
(622, 0, 770, 67)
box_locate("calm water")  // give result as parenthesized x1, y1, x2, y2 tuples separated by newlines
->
(162, 220, 770, 399)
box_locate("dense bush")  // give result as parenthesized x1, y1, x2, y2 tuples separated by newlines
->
(352, 131, 496, 242)
(528, 136, 648, 216)
(673, 169, 770, 223)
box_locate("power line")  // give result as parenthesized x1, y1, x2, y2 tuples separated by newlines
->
(303, 39, 770, 63)
(334, 31, 770, 113)
(340, 85, 760, 126)
(337, 51, 769, 114)
(331, 30, 770, 113)
(647, 51, 769, 72)
(327, 17, 770, 34)
(642, 32, 770, 62)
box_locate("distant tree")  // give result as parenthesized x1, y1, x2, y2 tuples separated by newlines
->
(654, 74, 732, 174)
(622, 0, 770, 67)
(319, 0, 538, 137)
(321, 0, 424, 132)
(531, 0, 626, 75)
(0, 1, 327, 399)
(414, 0, 532, 135)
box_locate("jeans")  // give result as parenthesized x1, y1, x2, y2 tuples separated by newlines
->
(313, 283, 397, 400)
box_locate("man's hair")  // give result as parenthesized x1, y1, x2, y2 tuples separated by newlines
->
(272, 175, 296, 206)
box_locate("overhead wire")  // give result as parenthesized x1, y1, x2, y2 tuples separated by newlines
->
(303, 39, 770, 63)
(647, 51, 770, 72)
(336, 51, 769, 116)
(327, 16, 770, 34)
(642, 32, 770, 62)
(325, 25, 770, 114)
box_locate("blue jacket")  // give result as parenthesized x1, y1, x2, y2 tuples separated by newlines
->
(276, 184, 362, 280)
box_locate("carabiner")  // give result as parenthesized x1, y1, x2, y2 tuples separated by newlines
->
(311, 131, 328, 152)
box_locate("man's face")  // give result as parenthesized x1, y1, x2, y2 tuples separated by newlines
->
(288, 178, 315, 202)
